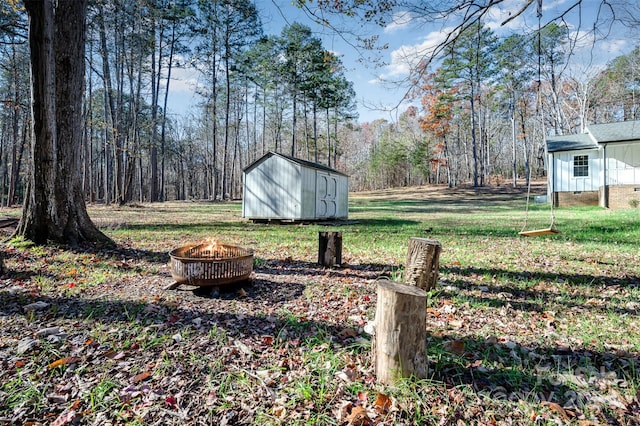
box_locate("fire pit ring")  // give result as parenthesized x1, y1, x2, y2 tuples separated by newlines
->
(169, 242, 254, 286)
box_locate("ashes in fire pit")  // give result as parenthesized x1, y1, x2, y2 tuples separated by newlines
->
(169, 241, 254, 287)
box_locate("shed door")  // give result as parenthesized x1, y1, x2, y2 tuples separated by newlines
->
(316, 172, 337, 218)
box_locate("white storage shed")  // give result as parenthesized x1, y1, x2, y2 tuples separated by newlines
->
(242, 151, 348, 221)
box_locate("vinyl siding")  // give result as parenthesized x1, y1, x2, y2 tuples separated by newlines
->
(606, 143, 640, 185)
(552, 149, 601, 192)
(242, 156, 303, 219)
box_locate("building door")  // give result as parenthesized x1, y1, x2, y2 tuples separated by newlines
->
(316, 172, 337, 218)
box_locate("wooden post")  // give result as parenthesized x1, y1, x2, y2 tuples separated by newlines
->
(374, 279, 427, 385)
(404, 237, 441, 291)
(318, 231, 342, 267)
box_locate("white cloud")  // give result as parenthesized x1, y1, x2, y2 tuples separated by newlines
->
(384, 11, 414, 33)
(163, 61, 205, 116)
(167, 66, 200, 94)
(567, 28, 628, 55)
(541, 0, 572, 13)
(375, 26, 456, 81)
(567, 32, 629, 70)
(596, 38, 629, 57)
(483, 0, 535, 32)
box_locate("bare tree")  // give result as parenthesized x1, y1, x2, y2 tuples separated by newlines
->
(296, 0, 640, 108)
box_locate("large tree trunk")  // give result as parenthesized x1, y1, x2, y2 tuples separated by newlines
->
(18, 0, 111, 246)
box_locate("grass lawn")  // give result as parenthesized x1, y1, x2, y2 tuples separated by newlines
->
(1, 183, 639, 425)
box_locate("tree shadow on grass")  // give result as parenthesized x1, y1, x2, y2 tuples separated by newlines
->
(0, 281, 350, 424)
(7, 294, 634, 422)
(422, 332, 640, 423)
(100, 217, 423, 234)
(440, 265, 640, 316)
(255, 258, 396, 281)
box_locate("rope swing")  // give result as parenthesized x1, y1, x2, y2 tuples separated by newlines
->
(518, 0, 560, 237)
(519, 177, 560, 236)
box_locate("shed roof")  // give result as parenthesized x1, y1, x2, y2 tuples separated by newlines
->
(546, 119, 640, 153)
(243, 151, 348, 176)
(546, 133, 596, 153)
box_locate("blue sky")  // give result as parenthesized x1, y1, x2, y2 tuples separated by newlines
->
(168, 0, 639, 124)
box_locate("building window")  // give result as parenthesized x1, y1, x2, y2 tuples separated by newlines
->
(573, 155, 589, 177)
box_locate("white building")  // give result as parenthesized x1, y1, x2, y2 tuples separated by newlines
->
(242, 151, 349, 221)
(546, 120, 640, 209)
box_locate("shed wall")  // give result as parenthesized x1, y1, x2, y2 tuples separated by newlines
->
(242, 156, 302, 219)
(314, 171, 349, 219)
(335, 174, 349, 218)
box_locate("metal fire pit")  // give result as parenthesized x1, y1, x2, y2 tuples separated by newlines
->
(169, 242, 254, 286)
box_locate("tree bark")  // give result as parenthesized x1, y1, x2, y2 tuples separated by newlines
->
(159, 22, 177, 202)
(18, 0, 111, 246)
(404, 238, 441, 291)
(374, 279, 427, 385)
(149, 19, 162, 203)
(318, 231, 342, 267)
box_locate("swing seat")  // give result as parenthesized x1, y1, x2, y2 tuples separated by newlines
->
(519, 227, 560, 237)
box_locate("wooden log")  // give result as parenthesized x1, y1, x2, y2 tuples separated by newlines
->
(318, 231, 342, 267)
(374, 279, 427, 384)
(404, 237, 441, 291)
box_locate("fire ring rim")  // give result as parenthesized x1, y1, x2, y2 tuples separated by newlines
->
(168, 242, 254, 286)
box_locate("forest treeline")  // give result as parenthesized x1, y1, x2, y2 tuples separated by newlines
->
(0, 1, 639, 205)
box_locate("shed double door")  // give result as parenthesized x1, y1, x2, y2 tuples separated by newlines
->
(316, 172, 337, 218)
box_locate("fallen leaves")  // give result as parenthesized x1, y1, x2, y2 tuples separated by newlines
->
(346, 406, 370, 425)
(541, 401, 575, 421)
(443, 339, 466, 355)
(374, 392, 392, 414)
(164, 395, 177, 408)
(131, 371, 152, 384)
(261, 334, 274, 345)
(50, 409, 78, 426)
(2, 222, 640, 426)
(23, 301, 50, 311)
(103, 349, 126, 360)
(48, 357, 81, 369)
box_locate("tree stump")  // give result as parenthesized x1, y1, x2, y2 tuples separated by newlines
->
(374, 279, 427, 385)
(404, 237, 441, 291)
(318, 231, 342, 267)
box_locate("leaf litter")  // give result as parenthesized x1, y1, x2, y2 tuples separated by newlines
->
(0, 195, 639, 425)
